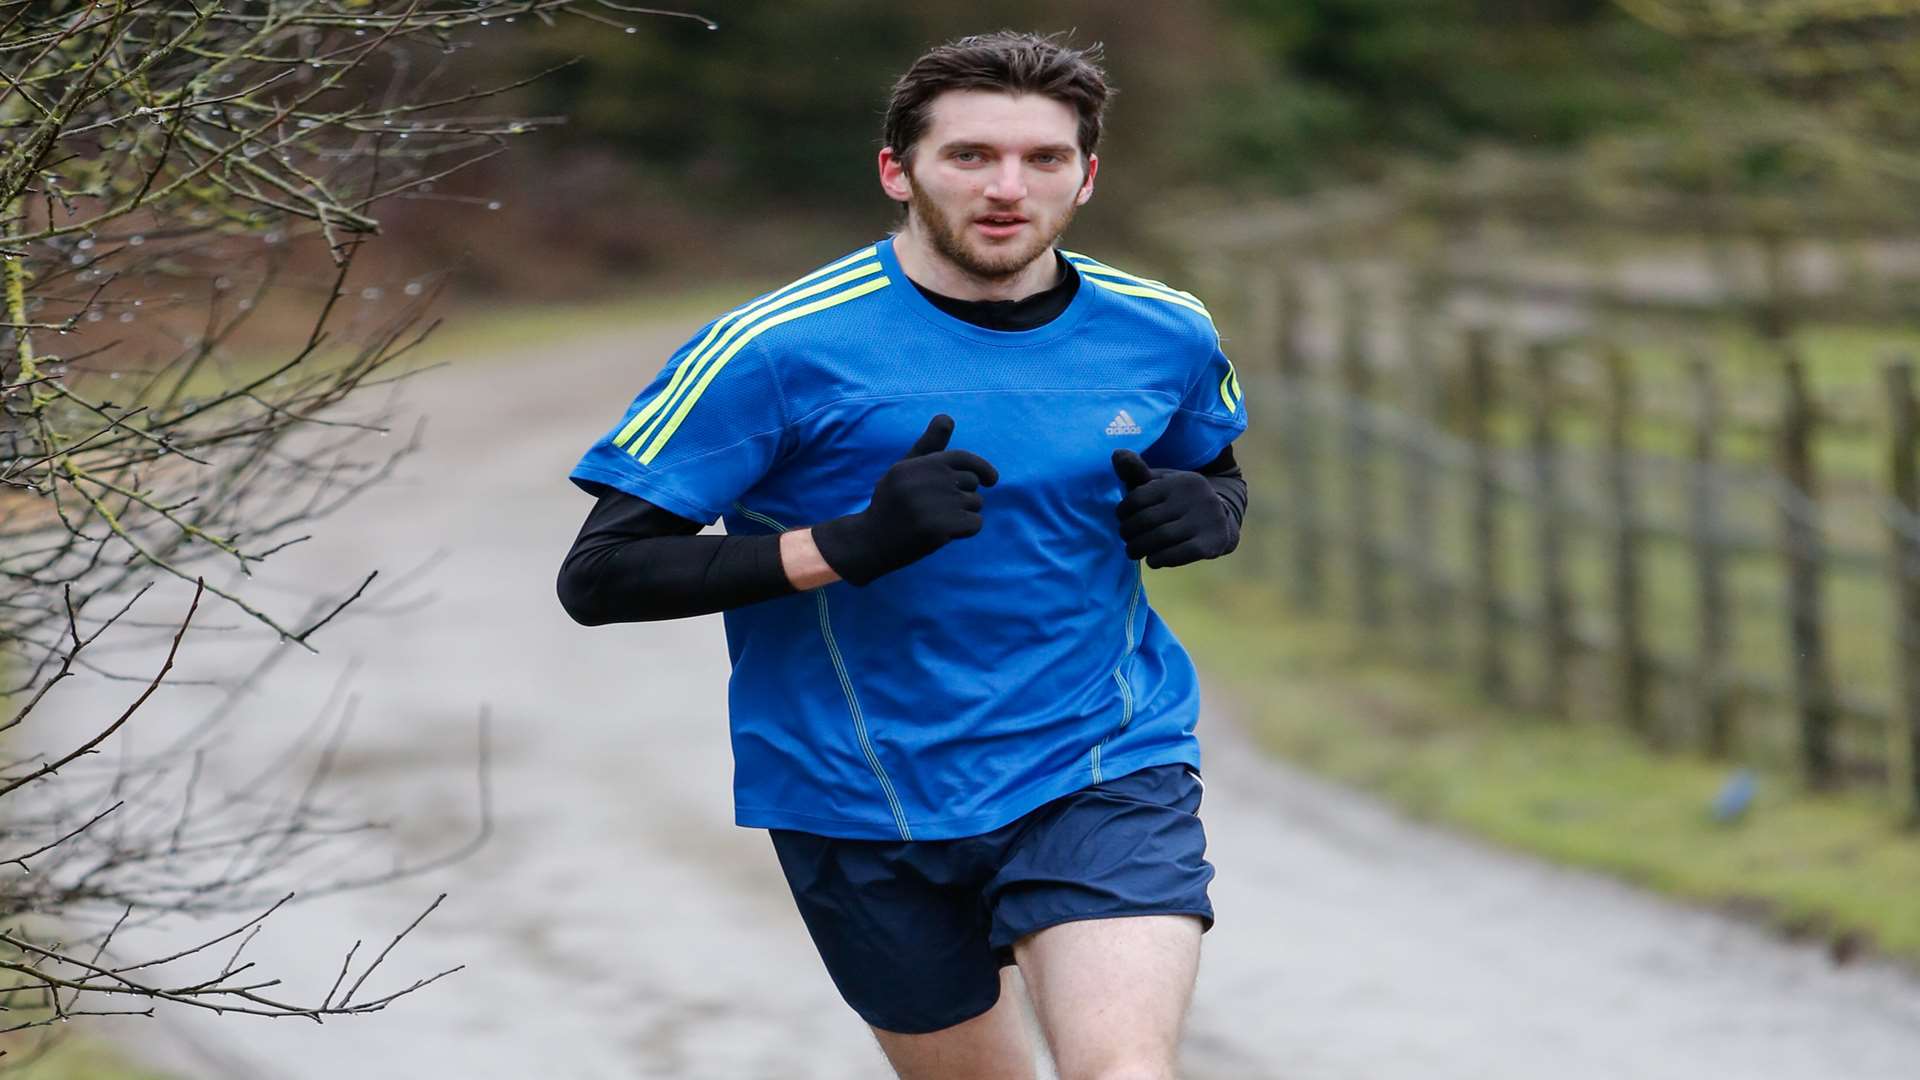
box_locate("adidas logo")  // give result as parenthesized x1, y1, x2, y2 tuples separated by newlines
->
(1105, 409, 1142, 436)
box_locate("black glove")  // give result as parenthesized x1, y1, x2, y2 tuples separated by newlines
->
(813, 414, 999, 586)
(1111, 449, 1239, 568)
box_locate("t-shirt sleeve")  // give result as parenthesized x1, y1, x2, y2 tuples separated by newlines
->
(567, 322, 788, 525)
(1144, 328, 1248, 472)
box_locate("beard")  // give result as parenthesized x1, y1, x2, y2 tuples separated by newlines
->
(907, 182, 1078, 282)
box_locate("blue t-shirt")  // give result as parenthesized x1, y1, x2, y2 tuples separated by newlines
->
(570, 235, 1248, 840)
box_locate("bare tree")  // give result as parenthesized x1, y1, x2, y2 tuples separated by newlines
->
(0, 0, 707, 1065)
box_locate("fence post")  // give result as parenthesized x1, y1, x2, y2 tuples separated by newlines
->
(1778, 353, 1838, 790)
(1758, 229, 1794, 343)
(1528, 341, 1572, 719)
(1240, 263, 1283, 582)
(1403, 288, 1448, 666)
(1278, 271, 1323, 612)
(1464, 327, 1510, 702)
(1688, 355, 1735, 756)
(1882, 356, 1920, 825)
(1341, 277, 1386, 628)
(1605, 345, 1651, 737)
(1244, 263, 1283, 373)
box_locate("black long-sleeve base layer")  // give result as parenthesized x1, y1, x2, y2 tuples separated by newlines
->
(557, 447, 1246, 625)
(556, 254, 1249, 625)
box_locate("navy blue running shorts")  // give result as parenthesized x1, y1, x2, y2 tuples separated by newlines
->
(768, 762, 1214, 1035)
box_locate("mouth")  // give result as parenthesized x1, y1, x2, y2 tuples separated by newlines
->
(972, 214, 1029, 239)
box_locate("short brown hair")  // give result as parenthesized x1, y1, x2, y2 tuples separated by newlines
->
(882, 31, 1111, 169)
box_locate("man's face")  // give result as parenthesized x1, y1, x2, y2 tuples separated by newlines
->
(880, 90, 1098, 281)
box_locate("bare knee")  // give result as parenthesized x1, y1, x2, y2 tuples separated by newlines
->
(1053, 1043, 1179, 1080)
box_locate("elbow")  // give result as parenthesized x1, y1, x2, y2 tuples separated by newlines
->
(556, 561, 608, 627)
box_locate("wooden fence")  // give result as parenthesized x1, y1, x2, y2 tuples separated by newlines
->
(1216, 276, 1920, 825)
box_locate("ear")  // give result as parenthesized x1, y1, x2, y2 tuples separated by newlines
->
(878, 146, 913, 205)
(1074, 153, 1099, 206)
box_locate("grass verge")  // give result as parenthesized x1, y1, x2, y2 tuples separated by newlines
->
(1147, 561, 1920, 969)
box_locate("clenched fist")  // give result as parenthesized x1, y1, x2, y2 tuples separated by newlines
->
(813, 415, 1000, 586)
(1111, 448, 1238, 568)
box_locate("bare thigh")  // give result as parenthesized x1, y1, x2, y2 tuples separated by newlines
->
(1013, 914, 1204, 1080)
(870, 965, 1039, 1080)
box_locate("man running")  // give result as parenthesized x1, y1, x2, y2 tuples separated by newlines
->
(558, 31, 1248, 1080)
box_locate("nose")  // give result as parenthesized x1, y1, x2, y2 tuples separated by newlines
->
(984, 158, 1027, 202)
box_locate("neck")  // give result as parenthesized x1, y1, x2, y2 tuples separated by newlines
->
(891, 218, 1060, 301)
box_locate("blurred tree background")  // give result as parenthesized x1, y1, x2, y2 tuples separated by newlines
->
(336, 1, 1920, 301)
(382, 0, 1867, 298)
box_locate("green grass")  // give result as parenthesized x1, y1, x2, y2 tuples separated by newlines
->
(1148, 560, 1920, 965)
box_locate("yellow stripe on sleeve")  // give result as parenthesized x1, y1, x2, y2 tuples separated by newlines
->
(614, 247, 878, 450)
(1217, 357, 1244, 412)
(637, 277, 892, 465)
(1061, 253, 1207, 306)
(624, 258, 882, 456)
(1087, 277, 1214, 322)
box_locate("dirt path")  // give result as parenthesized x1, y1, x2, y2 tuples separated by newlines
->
(49, 311, 1920, 1079)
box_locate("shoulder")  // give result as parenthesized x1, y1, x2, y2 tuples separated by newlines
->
(1062, 249, 1217, 347)
(700, 243, 893, 360)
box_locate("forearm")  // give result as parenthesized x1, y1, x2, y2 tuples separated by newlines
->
(558, 491, 839, 625)
(559, 531, 797, 624)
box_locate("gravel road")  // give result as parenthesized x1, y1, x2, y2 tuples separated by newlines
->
(43, 311, 1920, 1079)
